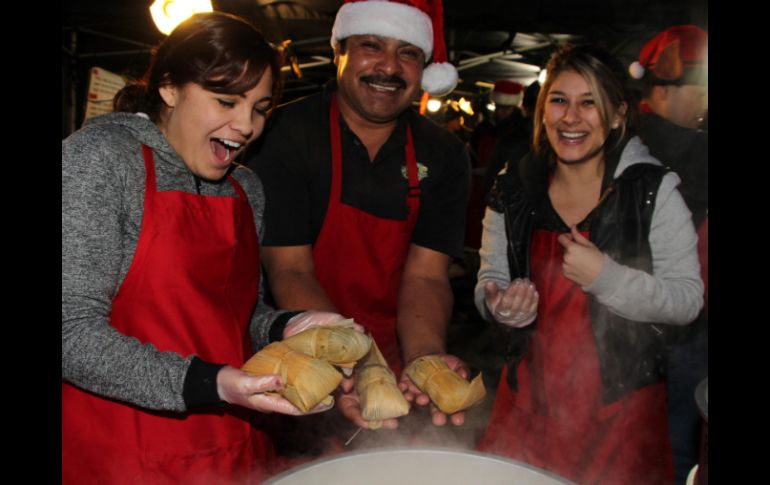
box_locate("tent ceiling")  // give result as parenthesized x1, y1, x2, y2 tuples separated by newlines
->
(63, 0, 707, 101)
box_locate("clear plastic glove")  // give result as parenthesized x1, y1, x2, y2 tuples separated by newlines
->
(283, 311, 365, 339)
(484, 279, 538, 327)
(216, 365, 333, 415)
(399, 353, 468, 427)
(336, 376, 399, 430)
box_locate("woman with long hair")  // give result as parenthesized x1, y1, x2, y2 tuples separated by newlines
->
(62, 13, 348, 483)
(475, 45, 703, 484)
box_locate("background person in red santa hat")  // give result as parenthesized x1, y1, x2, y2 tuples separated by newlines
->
(466, 80, 528, 250)
(630, 24, 708, 485)
(246, 0, 472, 464)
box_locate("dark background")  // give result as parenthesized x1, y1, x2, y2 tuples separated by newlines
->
(62, 0, 708, 137)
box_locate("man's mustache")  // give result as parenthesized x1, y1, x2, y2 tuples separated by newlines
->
(360, 74, 407, 90)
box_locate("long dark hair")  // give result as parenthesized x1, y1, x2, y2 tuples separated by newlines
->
(113, 12, 282, 122)
(532, 44, 633, 160)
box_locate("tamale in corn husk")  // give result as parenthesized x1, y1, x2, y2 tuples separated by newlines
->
(241, 341, 342, 413)
(405, 355, 486, 414)
(354, 340, 410, 429)
(282, 325, 372, 369)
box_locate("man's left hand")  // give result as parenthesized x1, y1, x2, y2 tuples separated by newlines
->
(399, 353, 468, 426)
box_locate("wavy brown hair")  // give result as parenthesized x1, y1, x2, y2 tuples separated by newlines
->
(113, 12, 283, 122)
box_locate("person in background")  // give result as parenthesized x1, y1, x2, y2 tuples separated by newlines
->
(475, 44, 703, 484)
(482, 81, 541, 200)
(62, 13, 350, 484)
(630, 24, 708, 485)
(466, 80, 526, 250)
(471, 80, 526, 170)
(443, 102, 472, 144)
(245, 0, 471, 459)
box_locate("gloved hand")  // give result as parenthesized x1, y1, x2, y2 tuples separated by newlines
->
(484, 279, 538, 327)
(216, 366, 333, 415)
(283, 311, 364, 338)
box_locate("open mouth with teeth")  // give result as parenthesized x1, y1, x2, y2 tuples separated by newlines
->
(367, 82, 400, 93)
(211, 138, 242, 163)
(558, 131, 588, 143)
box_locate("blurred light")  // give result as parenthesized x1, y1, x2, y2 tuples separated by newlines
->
(486, 103, 496, 112)
(458, 97, 474, 116)
(419, 91, 430, 115)
(426, 99, 443, 112)
(150, 0, 213, 35)
(538, 69, 548, 85)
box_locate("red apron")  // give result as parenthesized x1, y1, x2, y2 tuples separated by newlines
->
(311, 96, 420, 374)
(479, 229, 673, 485)
(62, 146, 272, 484)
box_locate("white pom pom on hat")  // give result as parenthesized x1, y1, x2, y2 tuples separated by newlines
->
(629, 61, 645, 80)
(331, 0, 459, 96)
(632, 25, 708, 84)
(422, 62, 459, 96)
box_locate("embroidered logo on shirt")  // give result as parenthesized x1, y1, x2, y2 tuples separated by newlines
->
(401, 163, 429, 181)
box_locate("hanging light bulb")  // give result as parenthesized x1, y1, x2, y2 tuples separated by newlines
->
(150, 0, 213, 35)
(426, 99, 443, 113)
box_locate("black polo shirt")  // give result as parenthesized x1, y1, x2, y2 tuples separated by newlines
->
(245, 82, 470, 258)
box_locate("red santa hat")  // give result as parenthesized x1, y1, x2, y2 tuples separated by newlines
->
(491, 80, 524, 106)
(629, 25, 708, 86)
(330, 0, 459, 95)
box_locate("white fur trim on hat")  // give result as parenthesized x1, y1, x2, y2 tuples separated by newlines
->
(629, 61, 645, 80)
(491, 91, 522, 106)
(331, 1, 434, 59)
(422, 62, 458, 95)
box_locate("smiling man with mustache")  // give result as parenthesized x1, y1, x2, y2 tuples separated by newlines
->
(246, 0, 472, 463)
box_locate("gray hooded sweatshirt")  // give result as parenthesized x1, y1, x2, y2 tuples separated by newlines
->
(62, 112, 288, 412)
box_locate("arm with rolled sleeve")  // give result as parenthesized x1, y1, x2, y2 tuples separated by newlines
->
(583, 172, 704, 325)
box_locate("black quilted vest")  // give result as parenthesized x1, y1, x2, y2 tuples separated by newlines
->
(487, 137, 670, 404)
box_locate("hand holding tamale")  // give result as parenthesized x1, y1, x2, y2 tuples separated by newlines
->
(354, 341, 410, 429)
(241, 341, 342, 413)
(405, 355, 486, 415)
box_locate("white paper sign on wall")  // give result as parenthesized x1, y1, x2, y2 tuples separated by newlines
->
(83, 67, 127, 123)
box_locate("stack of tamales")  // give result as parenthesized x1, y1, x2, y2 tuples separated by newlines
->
(242, 320, 372, 413)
